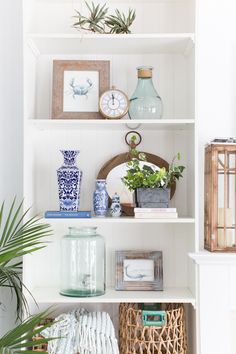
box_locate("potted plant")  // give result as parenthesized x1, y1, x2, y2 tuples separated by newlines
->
(122, 151, 185, 208)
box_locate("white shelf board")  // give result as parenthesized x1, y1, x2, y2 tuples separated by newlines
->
(27, 119, 195, 131)
(33, 287, 196, 307)
(34, 0, 184, 3)
(43, 216, 195, 224)
(27, 33, 195, 56)
(189, 251, 236, 265)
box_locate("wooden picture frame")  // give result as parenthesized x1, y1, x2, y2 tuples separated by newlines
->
(52, 60, 110, 119)
(115, 250, 163, 291)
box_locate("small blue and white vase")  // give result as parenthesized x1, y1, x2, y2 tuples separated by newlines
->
(93, 179, 109, 217)
(110, 193, 122, 217)
(57, 150, 82, 211)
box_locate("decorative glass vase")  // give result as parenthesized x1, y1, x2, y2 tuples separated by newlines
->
(129, 66, 163, 120)
(93, 179, 109, 217)
(57, 150, 82, 211)
(60, 227, 105, 297)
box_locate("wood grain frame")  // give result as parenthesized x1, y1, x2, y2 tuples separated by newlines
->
(115, 250, 163, 291)
(52, 60, 110, 119)
(204, 143, 236, 252)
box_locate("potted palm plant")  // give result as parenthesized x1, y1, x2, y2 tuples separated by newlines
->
(122, 152, 185, 208)
(0, 199, 54, 352)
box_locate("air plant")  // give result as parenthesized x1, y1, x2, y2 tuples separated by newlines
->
(73, 1, 136, 34)
(73, 1, 108, 33)
(105, 8, 136, 34)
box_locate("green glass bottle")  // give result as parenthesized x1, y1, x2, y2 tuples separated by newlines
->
(129, 66, 163, 119)
(60, 227, 105, 297)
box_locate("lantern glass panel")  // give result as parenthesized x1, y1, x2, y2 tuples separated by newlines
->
(229, 153, 236, 216)
(217, 151, 236, 249)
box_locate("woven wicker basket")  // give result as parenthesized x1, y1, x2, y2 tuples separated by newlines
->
(32, 337, 80, 354)
(119, 303, 187, 354)
(32, 339, 48, 352)
(32, 318, 52, 352)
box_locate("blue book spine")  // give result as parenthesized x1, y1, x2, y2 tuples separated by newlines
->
(45, 211, 91, 219)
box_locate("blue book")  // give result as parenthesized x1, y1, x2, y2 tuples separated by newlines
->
(45, 211, 92, 219)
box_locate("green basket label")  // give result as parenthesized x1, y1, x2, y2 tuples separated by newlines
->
(142, 310, 167, 327)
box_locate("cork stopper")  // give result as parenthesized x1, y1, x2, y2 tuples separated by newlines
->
(137, 66, 153, 78)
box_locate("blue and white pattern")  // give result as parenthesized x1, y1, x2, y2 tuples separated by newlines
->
(93, 180, 109, 217)
(57, 150, 82, 211)
(110, 193, 122, 217)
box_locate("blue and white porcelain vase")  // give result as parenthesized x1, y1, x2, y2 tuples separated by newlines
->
(93, 179, 109, 217)
(57, 150, 82, 211)
(110, 193, 122, 217)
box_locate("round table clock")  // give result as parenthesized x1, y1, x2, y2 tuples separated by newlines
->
(99, 87, 129, 119)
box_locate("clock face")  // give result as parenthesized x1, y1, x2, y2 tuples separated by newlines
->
(99, 89, 129, 119)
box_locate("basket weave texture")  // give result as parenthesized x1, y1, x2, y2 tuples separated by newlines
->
(32, 341, 48, 352)
(119, 303, 187, 354)
(33, 303, 187, 353)
(32, 318, 52, 352)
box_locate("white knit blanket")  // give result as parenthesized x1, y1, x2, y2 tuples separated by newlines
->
(41, 308, 119, 354)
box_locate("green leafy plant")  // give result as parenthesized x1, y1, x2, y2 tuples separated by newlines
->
(123, 151, 185, 191)
(0, 199, 52, 320)
(0, 310, 54, 353)
(73, 1, 136, 34)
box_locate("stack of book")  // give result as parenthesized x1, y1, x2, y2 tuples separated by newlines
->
(134, 208, 178, 219)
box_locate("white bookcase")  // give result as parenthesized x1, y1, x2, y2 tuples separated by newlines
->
(23, 0, 197, 352)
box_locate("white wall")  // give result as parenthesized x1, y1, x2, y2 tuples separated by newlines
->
(196, 0, 236, 353)
(0, 0, 23, 335)
(196, 0, 236, 248)
(198, 262, 234, 354)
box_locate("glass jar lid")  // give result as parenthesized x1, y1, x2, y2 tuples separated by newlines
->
(68, 227, 97, 236)
(137, 66, 153, 78)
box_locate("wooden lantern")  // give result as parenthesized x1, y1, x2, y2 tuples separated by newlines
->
(205, 141, 236, 252)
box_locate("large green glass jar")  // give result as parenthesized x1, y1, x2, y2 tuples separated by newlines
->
(129, 66, 163, 119)
(60, 227, 105, 297)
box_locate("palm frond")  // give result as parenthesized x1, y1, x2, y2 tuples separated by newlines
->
(0, 202, 4, 231)
(0, 198, 20, 248)
(0, 200, 52, 320)
(0, 310, 55, 353)
(0, 264, 34, 318)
